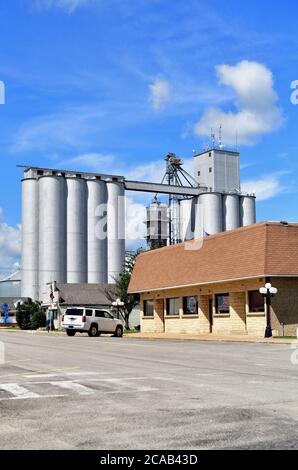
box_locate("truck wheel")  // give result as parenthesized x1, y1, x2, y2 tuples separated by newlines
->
(88, 324, 98, 337)
(66, 330, 76, 337)
(114, 325, 123, 338)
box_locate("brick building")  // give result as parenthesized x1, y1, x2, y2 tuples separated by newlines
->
(128, 222, 298, 338)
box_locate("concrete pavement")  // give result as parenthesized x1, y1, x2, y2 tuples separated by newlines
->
(0, 330, 298, 449)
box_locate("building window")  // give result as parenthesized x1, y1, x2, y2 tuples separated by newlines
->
(143, 300, 154, 317)
(183, 296, 198, 315)
(215, 294, 230, 314)
(197, 171, 201, 176)
(209, 167, 212, 173)
(166, 297, 180, 316)
(249, 291, 265, 313)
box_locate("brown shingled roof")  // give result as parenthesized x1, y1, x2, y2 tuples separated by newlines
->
(128, 222, 298, 293)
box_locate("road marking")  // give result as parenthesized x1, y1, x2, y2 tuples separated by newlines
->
(91, 377, 158, 392)
(25, 374, 60, 379)
(48, 380, 95, 395)
(0, 394, 65, 402)
(66, 371, 108, 377)
(0, 383, 40, 399)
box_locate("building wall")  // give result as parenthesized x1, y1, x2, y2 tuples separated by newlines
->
(271, 278, 298, 336)
(139, 277, 295, 338)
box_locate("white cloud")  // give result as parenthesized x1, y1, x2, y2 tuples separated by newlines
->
(242, 174, 284, 201)
(59, 153, 115, 171)
(35, 0, 91, 13)
(0, 209, 21, 279)
(194, 60, 284, 146)
(149, 78, 171, 111)
(11, 106, 103, 153)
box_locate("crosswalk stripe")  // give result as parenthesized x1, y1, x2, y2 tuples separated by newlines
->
(93, 377, 158, 392)
(49, 380, 95, 395)
(0, 383, 40, 399)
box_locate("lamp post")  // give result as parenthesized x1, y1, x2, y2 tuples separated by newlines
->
(112, 298, 124, 320)
(259, 282, 278, 338)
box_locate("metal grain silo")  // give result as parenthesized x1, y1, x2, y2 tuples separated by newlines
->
(240, 196, 256, 227)
(66, 177, 87, 283)
(146, 200, 168, 248)
(179, 198, 196, 241)
(198, 193, 223, 236)
(107, 181, 125, 283)
(223, 194, 240, 231)
(87, 179, 108, 283)
(21, 177, 39, 300)
(194, 195, 203, 239)
(38, 175, 67, 298)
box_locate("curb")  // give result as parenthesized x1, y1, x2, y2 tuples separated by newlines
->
(124, 334, 298, 345)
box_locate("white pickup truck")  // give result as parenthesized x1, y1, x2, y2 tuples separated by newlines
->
(61, 307, 124, 337)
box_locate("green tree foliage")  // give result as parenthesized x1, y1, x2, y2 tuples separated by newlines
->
(16, 299, 45, 330)
(106, 252, 140, 330)
(31, 309, 47, 330)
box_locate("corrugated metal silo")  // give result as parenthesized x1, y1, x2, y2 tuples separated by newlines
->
(240, 196, 256, 227)
(107, 181, 125, 283)
(87, 179, 108, 283)
(66, 177, 88, 283)
(223, 194, 240, 231)
(179, 198, 196, 241)
(198, 193, 223, 236)
(38, 175, 67, 298)
(21, 177, 39, 300)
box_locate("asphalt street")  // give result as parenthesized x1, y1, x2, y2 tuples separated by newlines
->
(0, 330, 297, 450)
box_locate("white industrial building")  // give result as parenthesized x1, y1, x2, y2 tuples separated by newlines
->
(20, 146, 256, 302)
(178, 148, 255, 241)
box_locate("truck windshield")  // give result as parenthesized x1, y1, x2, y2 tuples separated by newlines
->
(65, 309, 84, 316)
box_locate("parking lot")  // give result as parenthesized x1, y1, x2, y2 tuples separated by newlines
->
(0, 330, 298, 450)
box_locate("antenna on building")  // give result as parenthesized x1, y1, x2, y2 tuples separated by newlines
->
(235, 130, 238, 152)
(211, 128, 216, 149)
(219, 124, 224, 150)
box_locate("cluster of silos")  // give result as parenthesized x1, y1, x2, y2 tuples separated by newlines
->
(146, 201, 168, 249)
(179, 192, 256, 241)
(21, 169, 126, 301)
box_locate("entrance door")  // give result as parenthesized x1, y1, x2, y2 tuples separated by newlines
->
(209, 299, 213, 333)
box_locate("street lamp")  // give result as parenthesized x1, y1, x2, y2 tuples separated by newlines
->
(112, 298, 124, 320)
(259, 282, 278, 338)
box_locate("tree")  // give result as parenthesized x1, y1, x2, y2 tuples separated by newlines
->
(106, 252, 141, 330)
(16, 299, 45, 330)
(31, 309, 47, 330)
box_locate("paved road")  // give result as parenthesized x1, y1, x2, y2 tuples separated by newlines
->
(0, 331, 298, 450)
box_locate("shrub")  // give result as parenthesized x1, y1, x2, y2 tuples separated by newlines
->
(30, 310, 47, 330)
(16, 299, 45, 330)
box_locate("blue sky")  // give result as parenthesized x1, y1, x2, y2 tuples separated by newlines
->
(0, 0, 298, 274)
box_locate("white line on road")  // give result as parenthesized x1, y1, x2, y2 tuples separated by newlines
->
(0, 383, 40, 399)
(66, 371, 109, 376)
(25, 374, 60, 379)
(91, 377, 158, 392)
(48, 380, 95, 395)
(0, 394, 65, 402)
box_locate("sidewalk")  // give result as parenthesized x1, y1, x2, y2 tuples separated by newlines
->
(126, 332, 298, 345)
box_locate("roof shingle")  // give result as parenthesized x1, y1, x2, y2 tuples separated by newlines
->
(128, 222, 298, 293)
